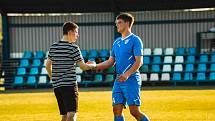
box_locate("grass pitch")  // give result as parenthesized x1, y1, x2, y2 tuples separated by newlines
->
(0, 86, 215, 121)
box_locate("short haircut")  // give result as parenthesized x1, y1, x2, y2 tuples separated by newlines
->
(116, 13, 134, 27)
(63, 22, 78, 35)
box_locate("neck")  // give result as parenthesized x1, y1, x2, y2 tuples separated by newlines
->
(63, 36, 75, 43)
(121, 29, 131, 39)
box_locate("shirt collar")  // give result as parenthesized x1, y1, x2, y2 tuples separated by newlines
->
(121, 33, 133, 41)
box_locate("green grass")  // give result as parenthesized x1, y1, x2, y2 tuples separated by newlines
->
(0, 86, 215, 121)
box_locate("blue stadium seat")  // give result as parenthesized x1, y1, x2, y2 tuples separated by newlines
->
(172, 73, 181, 81)
(43, 59, 47, 67)
(13, 76, 25, 87)
(101, 57, 107, 62)
(32, 59, 41, 67)
(200, 55, 208, 63)
(162, 65, 171, 72)
(143, 56, 150, 65)
(88, 49, 98, 58)
(209, 72, 215, 81)
(184, 73, 193, 81)
(17, 67, 26, 75)
(141, 74, 148, 81)
(88, 58, 96, 61)
(22, 51, 33, 59)
(163, 56, 173, 64)
(34, 51, 44, 59)
(175, 48, 185, 55)
(196, 72, 206, 81)
(76, 67, 83, 74)
(175, 56, 184, 63)
(29, 67, 39, 75)
(143, 48, 152, 56)
(198, 64, 207, 72)
(76, 75, 82, 83)
(185, 64, 194, 72)
(186, 56, 195, 63)
(164, 48, 174, 55)
(174, 64, 183, 72)
(99, 49, 109, 58)
(104, 74, 114, 83)
(38, 76, 48, 86)
(211, 54, 215, 62)
(188, 47, 196, 55)
(210, 64, 215, 72)
(153, 48, 162, 55)
(151, 65, 160, 73)
(45, 51, 49, 58)
(41, 67, 48, 75)
(105, 66, 115, 73)
(81, 50, 88, 58)
(161, 73, 170, 81)
(26, 76, 37, 87)
(94, 74, 103, 82)
(20, 59, 30, 67)
(149, 73, 159, 81)
(152, 56, 161, 64)
(139, 65, 148, 73)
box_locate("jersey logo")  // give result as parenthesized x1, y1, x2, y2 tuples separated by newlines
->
(117, 41, 121, 47)
(124, 39, 130, 44)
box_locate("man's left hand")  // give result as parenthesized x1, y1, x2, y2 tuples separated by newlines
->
(118, 73, 129, 82)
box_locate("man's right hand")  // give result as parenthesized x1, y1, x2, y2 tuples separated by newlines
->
(86, 61, 97, 70)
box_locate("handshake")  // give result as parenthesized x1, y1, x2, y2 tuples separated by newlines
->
(86, 61, 97, 70)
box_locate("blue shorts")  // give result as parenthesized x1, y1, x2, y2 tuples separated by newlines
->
(112, 74, 142, 107)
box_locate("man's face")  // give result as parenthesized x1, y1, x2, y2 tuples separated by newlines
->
(68, 28, 79, 41)
(116, 19, 128, 33)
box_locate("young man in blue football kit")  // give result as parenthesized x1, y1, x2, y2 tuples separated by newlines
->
(96, 13, 150, 121)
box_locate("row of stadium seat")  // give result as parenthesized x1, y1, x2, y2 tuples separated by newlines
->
(17, 67, 47, 75)
(19, 54, 215, 68)
(13, 74, 115, 88)
(143, 47, 197, 56)
(13, 75, 50, 88)
(140, 64, 215, 73)
(13, 48, 215, 88)
(22, 51, 47, 59)
(143, 54, 215, 64)
(21, 47, 204, 60)
(19, 59, 46, 67)
(141, 72, 215, 86)
(21, 49, 110, 60)
(141, 72, 215, 81)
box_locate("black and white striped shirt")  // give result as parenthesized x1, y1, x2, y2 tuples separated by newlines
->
(48, 40, 83, 88)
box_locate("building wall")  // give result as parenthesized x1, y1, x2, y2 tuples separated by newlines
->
(8, 10, 215, 57)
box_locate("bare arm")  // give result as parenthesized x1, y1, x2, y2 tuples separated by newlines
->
(124, 56, 143, 76)
(77, 60, 96, 71)
(45, 58, 52, 80)
(96, 56, 115, 70)
(118, 56, 143, 82)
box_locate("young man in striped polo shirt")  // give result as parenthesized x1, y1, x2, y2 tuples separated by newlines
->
(46, 22, 96, 121)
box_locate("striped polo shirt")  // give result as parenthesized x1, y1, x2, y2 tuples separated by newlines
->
(48, 39, 83, 88)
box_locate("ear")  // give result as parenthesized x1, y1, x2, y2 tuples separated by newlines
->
(125, 21, 130, 27)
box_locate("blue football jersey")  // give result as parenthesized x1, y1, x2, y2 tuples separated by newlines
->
(111, 33, 143, 76)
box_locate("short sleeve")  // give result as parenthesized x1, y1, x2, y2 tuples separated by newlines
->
(47, 48, 52, 61)
(72, 46, 84, 63)
(110, 43, 115, 57)
(133, 37, 143, 56)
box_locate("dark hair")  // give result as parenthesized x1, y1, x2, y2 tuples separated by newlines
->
(63, 21, 78, 35)
(116, 13, 134, 27)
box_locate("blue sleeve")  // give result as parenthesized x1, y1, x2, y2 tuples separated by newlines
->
(133, 37, 143, 56)
(111, 42, 115, 57)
